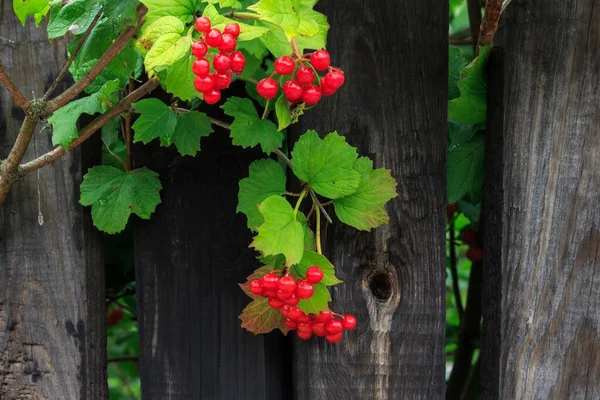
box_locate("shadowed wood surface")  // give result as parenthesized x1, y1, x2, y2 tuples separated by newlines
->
(292, 1, 448, 399)
(485, 0, 600, 398)
(0, 5, 106, 400)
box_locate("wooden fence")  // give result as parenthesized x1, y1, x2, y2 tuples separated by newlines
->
(1, 0, 599, 399)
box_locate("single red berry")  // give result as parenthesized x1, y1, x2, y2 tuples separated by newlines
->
(295, 281, 314, 299)
(311, 322, 326, 336)
(224, 23, 241, 38)
(263, 289, 277, 298)
(194, 75, 214, 92)
(285, 317, 298, 330)
(296, 66, 315, 84)
(256, 78, 279, 100)
(274, 56, 295, 75)
(466, 247, 484, 263)
(195, 16, 211, 33)
(205, 28, 222, 47)
(268, 297, 284, 309)
(192, 58, 210, 76)
(324, 70, 344, 89)
(230, 51, 245, 74)
(191, 41, 208, 58)
(284, 294, 299, 306)
(203, 89, 221, 105)
(462, 229, 478, 245)
(249, 279, 263, 295)
(213, 53, 231, 73)
(325, 332, 343, 343)
(262, 273, 279, 290)
(278, 276, 297, 293)
(297, 330, 313, 340)
(325, 319, 343, 335)
(314, 310, 332, 323)
(320, 77, 337, 96)
(276, 289, 294, 300)
(305, 266, 323, 284)
(218, 33, 237, 53)
(297, 313, 311, 324)
(281, 305, 292, 317)
(213, 71, 232, 90)
(287, 306, 303, 320)
(342, 314, 357, 330)
(301, 85, 322, 105)
(309, 50, 330, 71)
(297, 322, 312, 332)
(446, 203, 458, 216)
(283, 80, 303, 101)
(106, 307, 124, 327)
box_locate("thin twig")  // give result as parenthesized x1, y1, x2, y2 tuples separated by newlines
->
(0, 60, 29, 111)
(309, 189, 333, 224)
(477, 0, 503, 47)
(44, 5, 148, 116)
(449, 218, 464, 319)
(207, 116, 231, 130)
(102, 136, 128, 170)
(275, 149, 292, 169)
(19, 78, 159, 177)
(44, 9, 103, 99)
(0, 116, 38, 203)
(501, 0, 513, 13)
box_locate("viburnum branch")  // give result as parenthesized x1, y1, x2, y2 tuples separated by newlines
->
(0, 60, 29, 111)
(44, 8, 103, 99)
(291, 38, 301, 59)
(466, 0, 482, 52)
(309, 189, 333, 224)
(102, 136, 128, 171)
(293, 189, 307, 221)
(207, 116, 231, 130)
(314, 195, 322, 254)
(44, 4, 148, 116)
(19, 78, 159, 177)
(275, 149, 292, 169)
(501, 0, 513, 13)
(477, 0, 503, 47)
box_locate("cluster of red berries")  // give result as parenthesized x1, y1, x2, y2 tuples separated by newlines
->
(249, 266, 356, 343)
(447, 204, 484, 263)
(256, 50, 345, 106)
(191, 17, 246, 104)
(106, 306, 123, 327)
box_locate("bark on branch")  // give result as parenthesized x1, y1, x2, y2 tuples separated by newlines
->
(478, 0, 503, 47)
(0, 60, 29, 111)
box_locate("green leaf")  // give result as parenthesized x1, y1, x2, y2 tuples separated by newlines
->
(291, 130, 361, 199)
(251, 195, 305, 266)
(137, 16, 185, 55)
(221, 97, 283, 154)
(449, 46, 468, 101)
(49, 79, 120, 149)
(80, 166, 162, 234)
(297, 283, 330, 314)
(457, 200, 481, 224)
(13, 0, 51, 26)
(274, 95, 291, 131)
(202, 4, 270, 41)
(47, 0, 99, 39)
(144, 33, 191, 76)
(172, 111, 213, 156)
(292, 250, 342, 286)
(156, 55, 200, 101)
(448, 45, 492, 125)
(140, 0, 200, 25)
(248, 0, 321, 40)
(100, 0, 139, 28)
(256, 21, 292, 58)
(203, 0, 240, 8)
(449, 121, 484, 147)
(295, 10, 328, 52)
(131, 98, 178, 145)
(447, 133, 485, 203)
(101, 117, 128, 170)
(238, 159, 287, 231)
(333, 157, 397, 231)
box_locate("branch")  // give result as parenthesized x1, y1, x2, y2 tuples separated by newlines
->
(449, 218, 464, 319)
(466, 0, 482, 53)
(309, 189, 333, 224)
(19, 78, 159, 177)
(0, 60, 29, 111)
(44, 9, 104, 99)
(44, 5, 148, 116)
(477, 0, 503, 47)
(0, 116, 38, 203)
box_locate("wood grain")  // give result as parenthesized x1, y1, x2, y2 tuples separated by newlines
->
(292, 1, 448, 398)
(484, 0, 600, 398)
(0, 5, 106, 400)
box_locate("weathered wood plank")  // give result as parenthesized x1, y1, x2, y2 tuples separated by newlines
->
(0, 6, 107, 400)
(292, 1, 448, 399)
(484, 1, 600, 398)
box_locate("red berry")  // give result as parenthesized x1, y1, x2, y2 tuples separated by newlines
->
(297, 322, 312, 332)
(325, 319, 343, 335)
(297, 313, 311, 324)
(305, 266, 323, 284)
(263, 289, 277, 298)
(324, 70, 344, 89)
(462, 229, 478, 245)
(205, 28, 222, 47)
(224, 23, 241, 38)
(285, 317, 298, 330)
(311, 322, 326, 336)
(297, 330, 313, 340)
(276, 289, 294, 300)
(218, 33, 237, 53)
(301, 85, 321, 105)
(314, 310, 332, 323)
(284, 294, 299, 306)
(466, 247, 484, 263)
(195, 16, 211, 33)
(230, 51, 245, 74)
(309, 50, 330, 71)
(203, 89, 221, 105)
(274, 56, 295, 75)
(192, 41, 208, 58)
(446, 203, 458, 216)
(256, 78, 278, 100)
(213, 53, 231, 73)
(295, 281, 314, 299)
(213, 71, 232, 90)
(325, 333, 343, 343)
(342, 314, 357, 330)
(192, 58, 210, 76)
(296, 66, 315, 84)
(268, 297, 284, 309)
(287, 306, 303, 320)
(194, 75, 214, 92)
(278, 276, 297, 293)
(262, 273, 280, 290)
(281, 305, 292, 317)
(106, 307, 124, 327)
(283, 80, 303, 101)
(320, 77, 336, 96)
(249, 279, 263, 295)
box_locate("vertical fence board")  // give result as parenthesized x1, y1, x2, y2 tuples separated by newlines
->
(484, 0, 600, 398)
(292, 1, 448, 399)
(0, 7, 107, 400)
